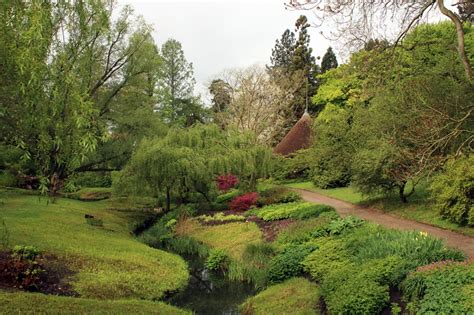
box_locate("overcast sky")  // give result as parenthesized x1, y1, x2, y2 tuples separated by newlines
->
(118, 0, 332, 100)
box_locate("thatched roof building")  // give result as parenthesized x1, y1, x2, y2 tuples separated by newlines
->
(273, 112, 313, 156)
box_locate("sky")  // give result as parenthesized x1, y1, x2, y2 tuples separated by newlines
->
(118, 0, 332, 100)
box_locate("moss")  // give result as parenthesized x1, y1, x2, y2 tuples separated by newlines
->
(0, 292, 190, 314)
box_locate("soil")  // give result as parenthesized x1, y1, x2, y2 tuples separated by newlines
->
(0, 251, 77, 296)
(294, 188, 474, 258)
(246, 216, 294, 241)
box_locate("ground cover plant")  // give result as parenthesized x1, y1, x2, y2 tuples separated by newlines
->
(402, 261, 474, 314)
(240, 277, 321, 315)
(249, 202, 335, 221)
(197, 212, 246, 224)
(0, 189, 188, 303)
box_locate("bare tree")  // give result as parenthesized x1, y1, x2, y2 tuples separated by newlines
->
(212, 66, 299, 144)
(287, 0, 473, 80)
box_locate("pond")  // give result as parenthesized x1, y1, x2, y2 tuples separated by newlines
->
(167, 253, 256, 315)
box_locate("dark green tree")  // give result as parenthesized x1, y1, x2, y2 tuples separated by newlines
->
(321, 47, 338, 73)
(156, 39, 206, 126)
(268, 15, 320, 140)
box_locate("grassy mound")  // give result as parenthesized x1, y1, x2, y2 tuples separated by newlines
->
(0, 189, 188, 300)
(0, 292, 190, 314)
(241, 277, 321, 315)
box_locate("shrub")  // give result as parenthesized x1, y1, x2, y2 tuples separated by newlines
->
(324, 215, 365, 235)
(431, 155, 473, 226)
(257, 187, 301, 206)
(344, 225, 465, 267)
(229, 192, 259, 211)
(216, 174, 239, 191)
(402, 262, 474, 314)
(268, 244, 317, 284)
(275, 216, 335, 246)
(241, 242, 275, 288)
(215, 189, 240, 204)
(255, 202, 335, 221)
(272, 149, 313, 180)
(197, 212, 245, 223)
(205, 249, 228, 271)
(12, 245, 41, 262)
(325, 277, 389, 315)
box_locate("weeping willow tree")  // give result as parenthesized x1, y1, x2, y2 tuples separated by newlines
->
(115, 124, 272, 211)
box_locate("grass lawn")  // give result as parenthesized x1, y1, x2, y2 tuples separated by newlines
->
(0, 292, 190, 314)
(179, 219, 262, 261)
(241, 277, 321, 315)
(0, 189, 188, 301)
(283, 181, 474, 237)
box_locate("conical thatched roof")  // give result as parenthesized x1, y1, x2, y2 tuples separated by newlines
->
(274, 113, 312, 156)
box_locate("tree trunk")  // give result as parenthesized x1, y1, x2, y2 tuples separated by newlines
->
(437, 0, 473, 80)
(165, 187, 171, 212)
(399, 182, 408, 203)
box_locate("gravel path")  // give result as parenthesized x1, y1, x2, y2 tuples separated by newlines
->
(294, 188, 474, 258)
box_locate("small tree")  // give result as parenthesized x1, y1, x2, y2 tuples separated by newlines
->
(116, 125, 272, 211)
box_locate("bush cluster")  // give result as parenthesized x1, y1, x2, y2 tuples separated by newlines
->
(431, 155, 473, 226)
(229, 192, 259, 211)
(205, 248, 228, 271)
(267, 244, 317, 284)
(402, 262, 474, 313)
(257, 187, 301, 206)
(254, 202, 335, 221)
(197, 212, 245, 223)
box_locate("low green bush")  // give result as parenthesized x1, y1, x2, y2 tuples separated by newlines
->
(343, 225, 465, 267)
(275, 216, 336, 246)
(257, 186, 301, 206)
(268, 243, 317, 284)
(12, 245, 41, 261)
(0, 171, 17, 187)
(325, 277, 389, 315)
(431, 154, 473, 226)
(215, 189, 240, 204)
(402, 262, 474, 314)
(205, 248, 228, 271)
(197, 212, 245, 223)
(255, 202, 335, 221)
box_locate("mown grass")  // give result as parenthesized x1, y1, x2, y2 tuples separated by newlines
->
(0, 189, 188, 301)
(241, 277, 321, 315)
(0, 292, 191, 314)
(283, 181, 474, 237)
(180, 219, 262, 261)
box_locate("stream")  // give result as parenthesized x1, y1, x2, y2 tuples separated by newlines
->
(166, 253, 256, 315)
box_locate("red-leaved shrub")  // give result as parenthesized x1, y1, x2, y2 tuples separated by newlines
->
(216, 174, 239, 191)
(229, 192, 259, 211)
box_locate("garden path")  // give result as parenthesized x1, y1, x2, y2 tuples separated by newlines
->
(294, 188, 474, 258)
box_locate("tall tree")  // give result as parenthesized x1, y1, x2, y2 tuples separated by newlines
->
(288, 0, 473, 80)
(321, 47, 338, 73)
(268, 15, 320, 140)
(0, 1, 158, 194)
(157, 38, 204, 125)
(209, 79, 233, 128)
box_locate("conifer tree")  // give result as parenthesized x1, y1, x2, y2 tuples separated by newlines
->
(321, 47, 338, 73)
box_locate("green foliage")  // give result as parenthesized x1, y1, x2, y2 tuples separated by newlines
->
(272, 150, 313, 180)
(240, 242, 275, 288)
(310, 104, 352, 189)
(343, 225, 465, 266)
(197, 212, 245, 223)
(0, 190, 188, 300)
(0, 171, 17, 187)
(268, 244, 316, 283)
(116, 125, 272, 210)
(254, 202, 335, 221)
(431, 155, 474, 226)
(275, 216, 336, 246)
(12, 245, 40, 262)
(257, 186, 301, 206)
(63, 187, 112, 201)
(302, 238, 351, 280)
(321, 46, 338, 73)
(216, 189, 240, 203)
(324, 277, 389, 315)
(205, 248, 228, 271)
(241, 277, 321, 315)
(402, 263, 474, 314)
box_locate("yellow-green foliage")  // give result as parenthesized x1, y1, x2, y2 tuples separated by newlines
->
(302, 238, 351, 280)
(0, 292, 190, 314)
(253, 202, 335, 221)
(0, 190, 188, 300)
(197, 212, 245, 223)
(241, 277, 321, 315)
(184, 220, 262, 261)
